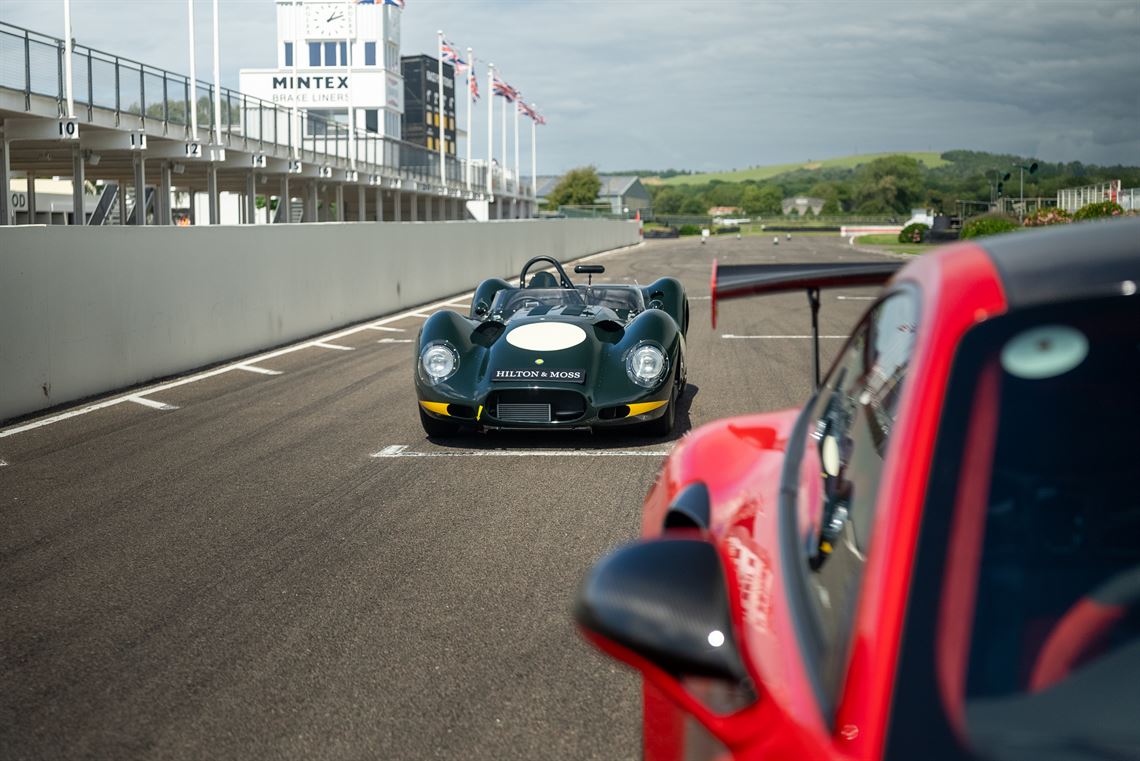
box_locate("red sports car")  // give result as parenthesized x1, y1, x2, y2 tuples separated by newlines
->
(575, 218, 1140, 761)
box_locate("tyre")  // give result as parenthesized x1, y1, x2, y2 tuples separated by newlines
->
(419, 406, 462, 438)
(640, 374, 677, 437)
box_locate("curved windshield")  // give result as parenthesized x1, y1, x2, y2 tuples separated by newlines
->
(490, 286, 644, 320)
(888, 293, 1140, 761)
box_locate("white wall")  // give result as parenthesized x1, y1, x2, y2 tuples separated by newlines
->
(0, 219, 639, 422)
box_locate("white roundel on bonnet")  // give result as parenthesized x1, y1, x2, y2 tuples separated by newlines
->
(505, 322, 588, 351)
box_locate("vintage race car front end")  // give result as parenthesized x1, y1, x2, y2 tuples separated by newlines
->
(415, 306, 684, 433)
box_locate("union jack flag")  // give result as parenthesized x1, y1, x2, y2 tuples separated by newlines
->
(492, 76, 519, 103)
(381, 0, 404, 8)
(469, 69, 480, 102)
(440, 40, 467, 72)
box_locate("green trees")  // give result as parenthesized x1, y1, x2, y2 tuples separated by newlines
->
(741, 185, 783, 216)
(547, 166, 602, 207)
(853, 155, 925, 215)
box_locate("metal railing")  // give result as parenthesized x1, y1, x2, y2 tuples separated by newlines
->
(0, 21, 533, 198)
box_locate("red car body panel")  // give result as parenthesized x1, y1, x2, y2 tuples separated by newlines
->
(635, 243, 1010, 759)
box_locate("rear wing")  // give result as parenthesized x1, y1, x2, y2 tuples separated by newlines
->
(711, 260, 903, 387)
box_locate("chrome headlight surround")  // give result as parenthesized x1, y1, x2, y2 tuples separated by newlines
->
(625, 340, 670, 388)
(419, 340, 460, 385)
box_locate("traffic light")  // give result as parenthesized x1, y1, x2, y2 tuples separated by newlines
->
(997, 182, 1004, 198)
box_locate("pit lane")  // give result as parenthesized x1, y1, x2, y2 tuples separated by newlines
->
(0, 233, 892, 760)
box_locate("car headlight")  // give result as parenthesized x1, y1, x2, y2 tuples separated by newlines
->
(626, 342, 669, 388)
(420, 341, 459, 385)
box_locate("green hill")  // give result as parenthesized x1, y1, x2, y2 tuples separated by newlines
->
(654, 152, 949, 186)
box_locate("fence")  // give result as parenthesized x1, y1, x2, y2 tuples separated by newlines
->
(1056, 181, 1123, 213)
(0, 21, 528, 196)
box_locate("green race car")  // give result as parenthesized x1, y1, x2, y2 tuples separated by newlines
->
(415, 255, 688, 437)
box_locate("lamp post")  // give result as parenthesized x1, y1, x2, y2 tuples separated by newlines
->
(1011, 161, 1038, 219)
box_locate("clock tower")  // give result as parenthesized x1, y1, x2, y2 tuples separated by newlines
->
(239, 0, 405, 140)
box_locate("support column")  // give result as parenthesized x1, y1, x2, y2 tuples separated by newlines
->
(0, 140, 10, 224)
(358, 185, 367, 221)
(132, 154, 147, 226)
(394, 191, 402, 221)
(306, 182, 318, 222)
(375, 186, 383, 221)
(410, 193, 418, 222)
(278, 175, 290, 224)
(207, 164, 219, 225)
(27, 171, 37, 223)
(246, 171, 257, 225)
(424, 194, 433, 222)
(159, 162, 173, 225)
(335, 183, 345, 222)
(71, 144, 86, 225)
(189, 190, 196, 225)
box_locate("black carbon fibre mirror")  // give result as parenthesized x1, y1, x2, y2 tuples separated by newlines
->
(575, 538, 747, 683)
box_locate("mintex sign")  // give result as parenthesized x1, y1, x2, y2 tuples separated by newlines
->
(239, 69, 400, 110)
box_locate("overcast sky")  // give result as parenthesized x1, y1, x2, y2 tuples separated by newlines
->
(3, 0, 1138, 173)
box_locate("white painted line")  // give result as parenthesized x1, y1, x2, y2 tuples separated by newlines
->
(837, 295, 876, 301)
(0, 459, 7, 468)
(313, 342, 355, 351)
(367, 326, 406, 332)
(379, 338, 415, 344)
(236, 365, 283, 376)
(127, 396, 179, 411)
(0, 241, 646, 441)
(721, 334, 848, 339)
(371, 446, 672, 458)
(689, 296, 712, 301)
(375, 444, 409, 457)
(410, 312, 433, 319)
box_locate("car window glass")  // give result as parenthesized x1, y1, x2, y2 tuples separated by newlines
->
(796, 290, 918, 711)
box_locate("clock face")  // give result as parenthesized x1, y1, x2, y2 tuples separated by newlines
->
(305, 3, 354, 39)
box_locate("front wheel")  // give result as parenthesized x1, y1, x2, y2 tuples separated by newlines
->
(419, 406, 462, 438)
(639, 378, 677, 437)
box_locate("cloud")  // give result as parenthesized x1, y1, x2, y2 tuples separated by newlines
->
(3, 0, 1137, 171)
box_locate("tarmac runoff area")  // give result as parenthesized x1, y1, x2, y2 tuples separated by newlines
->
(0, 234, 892, 760)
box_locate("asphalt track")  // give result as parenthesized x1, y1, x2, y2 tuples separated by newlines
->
(0, 233, 894, 760)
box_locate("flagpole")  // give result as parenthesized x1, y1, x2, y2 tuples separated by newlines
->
(290, 0, 299, 159)
(486, 63, 494, 197)
(513, 98, 520, 203)
(346, 1, 355, 169)
(188, 0, 198, 137)
(211, 0, 221, 145)
(465, 48, 473, 191)
(63, 0, 74, 118)
(531, 106, 537, 213)
(500, 90, 506, 196)
(437, 31, 446, 191)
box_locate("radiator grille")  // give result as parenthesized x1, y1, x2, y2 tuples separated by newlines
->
(496, 403, 552, 423)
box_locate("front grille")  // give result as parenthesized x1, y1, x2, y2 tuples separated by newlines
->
(488, 390, 587, 423)
(497, 403, 552, 423)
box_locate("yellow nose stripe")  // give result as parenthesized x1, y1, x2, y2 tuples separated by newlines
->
(626, 400, 668, 416)
(419, 401, 451, 416)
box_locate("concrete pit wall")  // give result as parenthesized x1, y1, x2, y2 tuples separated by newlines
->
(0, 219, 639, 422)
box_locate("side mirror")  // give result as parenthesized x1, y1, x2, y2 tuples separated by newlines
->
(648, 299, 665, 310)
(575, 538, 749, 685)
(473, 301, 489, 317)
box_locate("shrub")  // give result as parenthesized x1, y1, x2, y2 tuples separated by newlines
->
(1023, 207, 1071, 227)
(678, 224, 702, 236)
(960, 214, 1020, 240)
(898, 222, 929, 244)
(1072, 200, 1125, 221)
